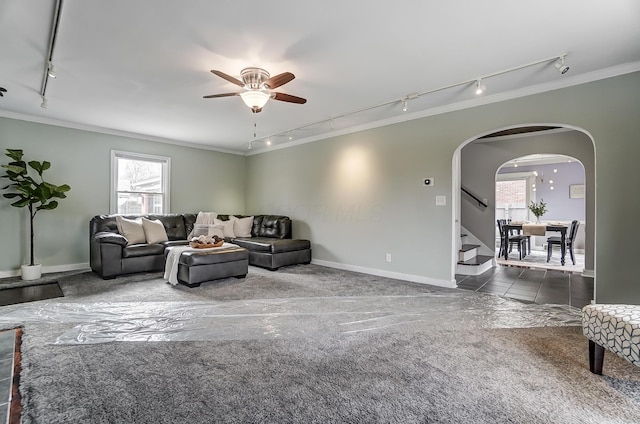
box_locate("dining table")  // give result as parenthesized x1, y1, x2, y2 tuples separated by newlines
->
(502, 222, 569, 265)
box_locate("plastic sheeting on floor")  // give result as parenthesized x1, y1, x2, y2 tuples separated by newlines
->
(0, 292, 582, 345)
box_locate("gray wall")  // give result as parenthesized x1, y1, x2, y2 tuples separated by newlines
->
(245, 122, 455, 285)
(462, 130, 594, 271)
(2, 71, 639, 303)
(0, 117, 246, 273)
(246, 71, 640, 303)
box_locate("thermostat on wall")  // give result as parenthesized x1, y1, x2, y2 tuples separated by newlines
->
(423, 177, 434, 187)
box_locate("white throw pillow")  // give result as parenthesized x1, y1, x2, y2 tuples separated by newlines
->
(115, 216, 146, 245)
(190, 223, 225, 239)
(214, 218, 236, 238)
(231, 215, 254, 238)
(207, 224, 225, 238)
(191, 223, 210, 238)
(195, 211, 218, 224)
(141, 218, 168, 244)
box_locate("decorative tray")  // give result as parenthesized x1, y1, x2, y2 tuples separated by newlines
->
(190, 240, 224, 249)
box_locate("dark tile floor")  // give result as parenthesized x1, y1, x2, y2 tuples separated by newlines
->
(0, 283, 64, 307)
(456, 265, 594, 309)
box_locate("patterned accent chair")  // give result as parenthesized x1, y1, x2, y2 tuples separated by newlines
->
(581, 304, 640, 374)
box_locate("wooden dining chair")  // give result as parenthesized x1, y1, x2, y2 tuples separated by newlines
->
(547, 220, 580, 265)
(497, 219, 527, 259)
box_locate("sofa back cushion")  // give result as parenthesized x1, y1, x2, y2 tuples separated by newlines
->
(255, 215, 291, 239)
(91, 214, 191, 242)
(146, 214, 188, 241)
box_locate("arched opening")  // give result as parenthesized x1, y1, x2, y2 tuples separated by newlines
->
(495, 154, 586, 273)
(452, 125, 595, 307)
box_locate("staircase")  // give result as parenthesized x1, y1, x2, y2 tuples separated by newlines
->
(456, 233, 494, 276)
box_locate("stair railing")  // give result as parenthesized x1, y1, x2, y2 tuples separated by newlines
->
(461, 186, 488, 208)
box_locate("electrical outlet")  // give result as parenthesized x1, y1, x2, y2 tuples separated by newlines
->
(436, 195, 446, 206)
(385, 253, 392, 263)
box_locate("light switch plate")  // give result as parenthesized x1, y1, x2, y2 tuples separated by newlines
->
(435, 195, 446, 206)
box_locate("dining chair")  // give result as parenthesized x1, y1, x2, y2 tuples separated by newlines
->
(547, 220, 580, 265)
(497, 219, 527, 259)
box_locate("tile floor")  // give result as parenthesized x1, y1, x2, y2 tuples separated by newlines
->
(0, 330, 15, 424)
(456, 265, 594, 308)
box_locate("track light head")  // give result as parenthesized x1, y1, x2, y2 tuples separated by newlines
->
(402, 99, 408, 112)
(475, 79, 486, 95)
(555, 57, 569, 74)
(40, 96, 48, 108)
(47, 62, 57, 79)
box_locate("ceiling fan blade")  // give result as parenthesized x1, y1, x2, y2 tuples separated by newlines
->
(273, 92, 307, 104)
(202, 92, 240, 99)
(210, 70, 244, 87)
(264, 72, 295, 89)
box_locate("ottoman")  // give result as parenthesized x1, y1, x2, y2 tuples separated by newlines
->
(177, 247, 249, 287)
(582, 304, 640, 374)
(232, 238, 312, 270)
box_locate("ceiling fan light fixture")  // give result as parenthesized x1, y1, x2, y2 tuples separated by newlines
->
(239, 90, 270, 112)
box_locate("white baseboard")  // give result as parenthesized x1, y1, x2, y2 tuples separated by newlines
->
(582, 269, 595, 278)
(311, 259, 457, 289)
(0, 263, 90, 279)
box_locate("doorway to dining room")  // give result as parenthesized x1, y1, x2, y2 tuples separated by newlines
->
(495, 154, 586, 273)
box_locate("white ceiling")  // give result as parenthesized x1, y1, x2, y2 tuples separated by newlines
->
(1, 1, 639, 154)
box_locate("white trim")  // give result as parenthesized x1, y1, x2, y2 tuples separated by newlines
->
(312, 259, 457, 289)
(0, 110, 244, 156)
(0, 263, 90, 279)
(496, 171, 537, 181)
(110, 150, 171, 214)
(247, 61, 640, 156)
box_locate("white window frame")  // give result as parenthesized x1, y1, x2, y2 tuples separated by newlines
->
(496, 171, 537, 220)
(110, 150, 171, 214)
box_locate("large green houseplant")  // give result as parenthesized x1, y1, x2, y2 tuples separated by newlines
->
(1, 149, 71, 280)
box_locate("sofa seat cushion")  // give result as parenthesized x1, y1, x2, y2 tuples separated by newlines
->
(122, 243, 166, 258)
(232, 237, 310, 254)
(179, 247, 248, 266)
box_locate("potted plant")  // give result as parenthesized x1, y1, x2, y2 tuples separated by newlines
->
(1, 149, 71, 280)
(528, 199, 547, 224)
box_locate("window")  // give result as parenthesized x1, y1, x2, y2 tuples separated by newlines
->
(496, 171, 536, 222)
(110, 150, 170, 214)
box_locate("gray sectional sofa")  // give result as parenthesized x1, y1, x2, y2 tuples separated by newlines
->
(89, 213, 311, 279)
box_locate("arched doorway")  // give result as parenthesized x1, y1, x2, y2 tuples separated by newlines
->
(452, 125, 595, 307)
(495, 154, 586, 273)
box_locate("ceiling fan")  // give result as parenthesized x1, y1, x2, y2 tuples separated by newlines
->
(203, 67, 307, 113)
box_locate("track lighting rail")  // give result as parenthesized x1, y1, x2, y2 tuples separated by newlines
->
(247, 53, 569, 150)
(40, 0, 63, 108)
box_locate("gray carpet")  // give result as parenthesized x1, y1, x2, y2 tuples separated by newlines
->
(2, 265, 640, 423)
